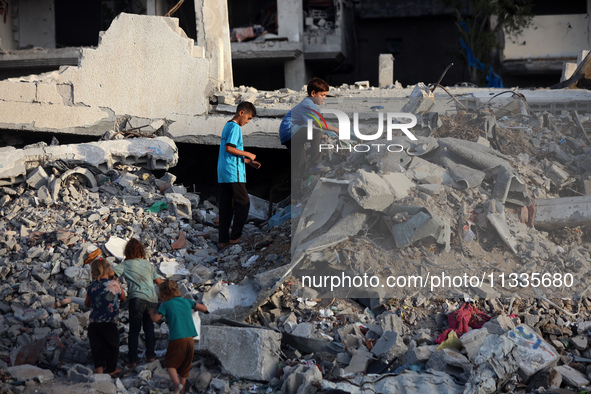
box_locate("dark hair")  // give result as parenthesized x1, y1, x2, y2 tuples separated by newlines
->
(124, 238, 146, 260)
(159, 279, 181, 298)
(236, 101, 256, 117)
(91, 259, 112, 280)
(307, 77, 330, 96)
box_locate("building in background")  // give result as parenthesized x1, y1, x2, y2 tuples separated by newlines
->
(0, 0, 589, 90)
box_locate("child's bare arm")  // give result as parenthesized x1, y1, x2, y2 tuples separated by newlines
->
(194, 303, 208, 313)
(225, 145, 256, 161)
(149, 309, 162, 322)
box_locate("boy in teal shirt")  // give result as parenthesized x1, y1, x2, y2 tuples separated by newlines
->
(217, 101, 261, 249)
(150, 279, 208, 394)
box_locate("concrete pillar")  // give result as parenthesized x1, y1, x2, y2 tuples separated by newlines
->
(19, 0, 56, 49)
(278, 0, 306, 90)
(194, 0, 234, 89)
(561, 62, 577, 82)
(285, 55, 307, 91)
(278, 0, 303, 42)
(378, 54, 394, 87)
(146, 0, 156, 15)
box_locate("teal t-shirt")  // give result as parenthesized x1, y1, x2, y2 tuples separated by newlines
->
(158, 297, 197, 341)
(113, 258, 160, 303)
(217, 121, 246, 183)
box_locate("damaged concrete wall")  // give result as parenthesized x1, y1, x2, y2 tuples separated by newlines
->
(503, 14, 590, 61)
(194, 0, 234, 89)
(0, 13, 212, 137)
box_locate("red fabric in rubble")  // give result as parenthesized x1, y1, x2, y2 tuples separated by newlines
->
(434, 303, 491, 344)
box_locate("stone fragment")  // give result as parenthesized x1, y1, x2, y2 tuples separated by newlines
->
(460, 327, 489, 361)
(26, 166, 49, 189)
(165, 193, 192, 219)
(348, 169, 394, 212)
(426, 348, 471, 382)
(196, 326, 281, 381)
(555, 365, 590, 388)
(371, 331, 408, 362)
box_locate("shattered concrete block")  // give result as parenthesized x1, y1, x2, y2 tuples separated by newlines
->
(426, 348, 472, 382)
(26, 166, 49, 190)
(63, 314, 81, 337)
(371, 330, 408, 362)
(165, 193, 192, 219)
(164, 185, 188, 195)
(196, 326, 281, 381)
(68, 364, 93, 383)
(547, 163, 570, 188)
(0, 147, 26, 186)
(291, 323, 315, 338)
(281, 364, 323, 394)
(401, 344, 436, 365)
(401, 82, 435, 114)
(391, 210, 449, 248)
(7, 365, 54, 382)
(460, 327, 489, 361)
(348, 169, 394, 212)
(554, 365, 590, 388)
(406, 156, 448, 184)
(508, 325, 559, 380)
(37, 185, 53, 205)
(160, 172, 177, 185)
(381, 173, 414, 199)
(117, 172, 138, 188)
(344, 348, 374, 375)
(483, 315, 516, 335)
(209, 378, 230, 393)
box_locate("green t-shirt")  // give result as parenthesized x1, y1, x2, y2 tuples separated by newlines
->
(113, 258, 160, 303)
(158, 297, 197, 341)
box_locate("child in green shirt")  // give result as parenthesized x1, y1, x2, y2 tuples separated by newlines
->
(150, 279, 208, 394)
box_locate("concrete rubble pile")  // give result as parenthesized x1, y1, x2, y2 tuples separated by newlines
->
(0, 86, 590, 394)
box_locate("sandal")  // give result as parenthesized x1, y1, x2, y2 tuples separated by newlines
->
(126, 363, 137, 370)
(108, 369, 123, 378)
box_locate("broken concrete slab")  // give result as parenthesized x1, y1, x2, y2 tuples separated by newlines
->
(554, 365, 590, 388)
(371, 330, 408, 362)
(460, 328, 489, 361)
(344, 348, 374, 375)
(534, 196, 591, 230)
(426, 348, 472, 382)
(321, 370, 464, 394)
(380, 172, 414, 199)
(26, 165, 50, 190)
(508, 325, 559, 381)
(7, 364, 54, 382)
(389, 207, 449, 248)
(196, 326, 281, 381)
(348, 169, 394, 212)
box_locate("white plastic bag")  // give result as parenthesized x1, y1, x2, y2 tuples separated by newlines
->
(192, 310, 201, 341)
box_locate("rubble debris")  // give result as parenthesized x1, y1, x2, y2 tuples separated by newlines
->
(0, 137, 178, 186)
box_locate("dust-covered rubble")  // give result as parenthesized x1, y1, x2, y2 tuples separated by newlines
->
(1, 85, 591, 393)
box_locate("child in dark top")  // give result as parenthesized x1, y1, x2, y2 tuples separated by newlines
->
(216, 101, 261, 249)
(85, 259, 126, 375)
(149, 279, 208, 394)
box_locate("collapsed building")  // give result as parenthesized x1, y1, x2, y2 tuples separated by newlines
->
(1, 5, 591, 394)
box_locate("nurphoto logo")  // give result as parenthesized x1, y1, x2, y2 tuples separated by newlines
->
(306, 109, 418, 153)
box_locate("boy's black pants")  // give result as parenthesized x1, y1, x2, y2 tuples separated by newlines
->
(218, 182, 250, 243)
